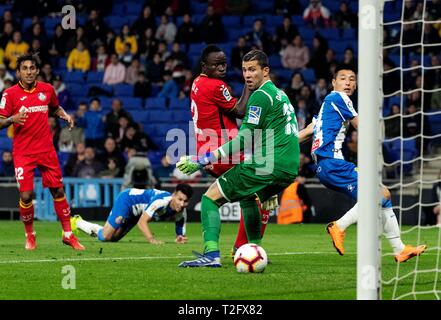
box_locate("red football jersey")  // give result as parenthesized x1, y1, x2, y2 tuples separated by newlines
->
(0, 81, 59, 156)
(190, 74, 238, 156)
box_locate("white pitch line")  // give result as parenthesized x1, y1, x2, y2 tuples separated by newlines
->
(0, 251, 340, 265)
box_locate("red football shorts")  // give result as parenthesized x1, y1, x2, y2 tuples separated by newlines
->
(13, 149, 64, 192)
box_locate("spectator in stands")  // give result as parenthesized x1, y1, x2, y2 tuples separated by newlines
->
(384, 104, 401, 138)
(97, 137, 126, 173)
(176, 13, 199, 45)
(59, 113, 85, 153)
(313, 78, 328, 106)
(83, 98, 106, 149)
(98, 157, 121, 178)
(138, 28, 158, 61)
(103, 53, 126, 85)
(298, 152, 315, 178)
(180, 69, 193, 98)
(119, 43, 135, 67)
(0, 10, 18, 32)
(281, 35, 310, 71)
(67, 41, 91, 72)
(132, 5, 156, 38)
(383, 57, 400, 96)
(0, 150, 14, 177)
(299, 84, 319, 115)
(122, 147, 156, 189)
(72, 147, 104, 178)
(104, 30, 116, 55)
(333, 1, 357, 29)
(0, 21, 14, 49)
(75, 102, 88, 130)
(169, 42, 189, 69)
(25, 22, 47, 53)
(30, 39, 50, 66)
(407, 90, 422, 110)
(0, 64, 13, 93)
(424, 24, 441, 56)
(284, 72, 304, 104)
(274, 0, 302, 15)
(120, 123, 156, 153)
(307, 34, 329, 80)
(155, 14, 177, 45)
(226, 0, 250, 15)
(5, 31, 29, 70)
(52, 75, 72, 111)
(404, 104, 421, 138)
(115, 24, 138, 56)
(125, 58, 142, 85)
(245, 18, 273, 54)
(40, 63, 55, 83)
(114, 115, 131, 147)
(342, 47, 357, 69)
(231, 37, 251, 71)
(154, 154, 175, 185)
(274, 15, 299, 54)
(48, 24, 69, 58)
(64, 142, 86, 176)
(296, 98, 311, 131)
(426, 56, 441, 91)
(156, 41, 170, 62)
(92, 44, 110, 72)
(134, 71, 152, 100)
(105, 98, 132, 139)
(427, 0, 441, 21)
(199, 5, 225, 44)
(158, 70, 179, 99)
(84, 9, 109, 48)
(66, 26, 90, 54)
(303, 0, 331, 29)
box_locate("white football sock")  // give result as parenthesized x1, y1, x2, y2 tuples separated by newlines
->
(336, 203, 359, 231)
(64, 231, 72, 237)
(382, 207, 405, 254)
(77, 219, 103, 236)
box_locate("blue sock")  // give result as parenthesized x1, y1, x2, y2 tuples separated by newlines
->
(205, 250, 220, 259)
(382, 198, 392, 209)
(97, 229, 106, 242)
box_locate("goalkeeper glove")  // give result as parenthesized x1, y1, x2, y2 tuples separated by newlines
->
(176, 152, 217, 175)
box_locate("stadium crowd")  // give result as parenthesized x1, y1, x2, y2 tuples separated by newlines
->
(0, 0, 440, 185)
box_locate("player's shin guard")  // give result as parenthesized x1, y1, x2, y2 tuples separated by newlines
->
(240, 200, 262, 245)
(201, 195, 221, 254)
(381, 201, 405, 254)
(53, 196, 72, 234)
(19, 199, 34, 234)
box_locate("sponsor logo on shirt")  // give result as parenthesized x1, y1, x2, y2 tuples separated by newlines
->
(19, 105, 48, 113)
(247, 106, 261, 125)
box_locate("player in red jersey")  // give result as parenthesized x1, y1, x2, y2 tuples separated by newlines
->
(0, 54, 85, 250)
(190, 45, 274, 254)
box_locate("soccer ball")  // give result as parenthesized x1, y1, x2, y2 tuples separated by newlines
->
(233, 243, 268, 273)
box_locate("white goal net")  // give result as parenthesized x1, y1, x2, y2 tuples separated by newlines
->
(380, 0, 441, 300)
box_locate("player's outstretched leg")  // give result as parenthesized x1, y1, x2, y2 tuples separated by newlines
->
(72, 215, 103, 237)
(179, 195, 221, 268)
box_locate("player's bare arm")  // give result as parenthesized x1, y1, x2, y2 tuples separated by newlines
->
(54, 106, 74, 130)
(0, 110, 28, 128)
(229, 85, 251, 119)
(298, 122, 314, 144)
(137, 213, 164, 245)
(350, 115, 358, 129)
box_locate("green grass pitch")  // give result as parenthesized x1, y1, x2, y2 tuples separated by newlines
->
(0, 221, 439, 300)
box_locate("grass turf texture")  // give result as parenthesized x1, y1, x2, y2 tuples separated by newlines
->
(0, 221, 439, 300)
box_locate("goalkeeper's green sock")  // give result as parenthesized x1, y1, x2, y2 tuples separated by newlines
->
(240, 199, 262, 245)
(201, 195, 221, 255)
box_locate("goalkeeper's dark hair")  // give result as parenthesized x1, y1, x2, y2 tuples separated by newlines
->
(242, 50, 269, 69)
(333, 63, 357, 79)
(200, 44, 223, 64)
(175, 183, 193, 199)
(16, 53, 42, 70)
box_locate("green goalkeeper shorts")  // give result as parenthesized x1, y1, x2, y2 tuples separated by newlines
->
(216, 163, 296, 203)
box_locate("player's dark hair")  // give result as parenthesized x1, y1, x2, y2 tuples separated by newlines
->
(16, 53, 41, 70)
(333, 63, 357, 79)
(242, 50, 269, 69)
(200, 44, 223, 64)
(175, 183, 193, 199)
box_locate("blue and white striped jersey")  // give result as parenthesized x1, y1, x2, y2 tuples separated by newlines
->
(311, 91, 358, 162)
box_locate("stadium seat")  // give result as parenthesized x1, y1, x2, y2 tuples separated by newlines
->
(173, 110, 192, 123)
(145, 97, 167, 110)
(45, 17, 61, 32)
(114, 84, 134, 97)
(301, 68, 316, 84)
(190, 2, 207, 14)
(250, 0, 274, 13)
(169, 97, 189, 110)
(68, 83, 87, 97)
(226, 28, 246, 42)
(87, 72, 104, 84)
(148, 110, 173, 123)
(65, 71, 86, 83)
(0, 137, 12, 151)
(222, 16, 241, 27)
(104, 16, 126, 32)
(188, 43, 206, 56)
(243, 15, 261, 28)
(292, 15, 303, 26)
(268, 55, 283, 69)
(129, 111, 147, 124)
(120, 97, 143, 110)
(319, 28, 341, 41)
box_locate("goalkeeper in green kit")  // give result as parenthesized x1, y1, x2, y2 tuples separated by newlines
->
(177, 50, 311, 267)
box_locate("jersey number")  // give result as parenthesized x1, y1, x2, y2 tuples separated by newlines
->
(191, 99, 203, 135)
(283, 103, 298, 136)
(15, 167, 24, 180)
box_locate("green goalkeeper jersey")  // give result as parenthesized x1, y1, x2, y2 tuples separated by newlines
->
(219, 80, 300, 176)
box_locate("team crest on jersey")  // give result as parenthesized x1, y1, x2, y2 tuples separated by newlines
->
(247, 106, 261, 125)
(38, 92, 46, 101)
(221, 85, 232, 101)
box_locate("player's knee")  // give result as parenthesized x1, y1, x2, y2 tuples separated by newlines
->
(50, 187, 65, 200)
(382, 187, 391, 200)
(97, 229, 113, 242)
(19, 192, 33, 204)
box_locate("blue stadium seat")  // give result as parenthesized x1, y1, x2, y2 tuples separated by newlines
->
(342, 28, 356, 40)
(58, 57, 68, 69)
(68, 83, 87, 97)
(120, 97, 143, 110)
(191, 14, 205, 25)
(191, 2, 207, 14)
(114, 84, 134, 97)
(148, 110, 173, 123)
(226, 28, 246, 42)
(111, 3, 125, 16)
(292, 15, 303, 26)
(275, 69, 293, 83)
(125, 2, 143, 15)
(222, 16, 241, 27)
(268, 55, 283, 69)
(298, 27, 316, 41)
(129, 111, 147, 124)
(265, 15, 283, 28)
(87, 71, 104, 84)
(173, 110, 192, 123)
(65, 71, 86, 83)
(301, 68, 316, 84)
(104, 16, 126, 32)
(145, 97, 167, 109)
(58, 152, 71, 169)
(45, 18, 61, 32)
(0, 137, 12, 151)
(148, 151, 163, 170)
(243, 15, 261, 28)
(169, 97, 189, 110)
(188, 43, 206, 55)
(319, 28, 341, 41)
(22, 18, 33, 31)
